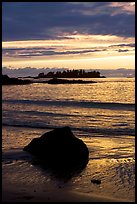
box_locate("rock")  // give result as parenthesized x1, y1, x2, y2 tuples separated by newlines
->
(91, 179, 101, 185)
(23, 127, 89, 172)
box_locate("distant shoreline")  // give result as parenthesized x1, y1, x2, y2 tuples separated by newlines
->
(2, 75, 98, 85)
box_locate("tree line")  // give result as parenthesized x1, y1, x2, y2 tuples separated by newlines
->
(37, 69, 105, 78)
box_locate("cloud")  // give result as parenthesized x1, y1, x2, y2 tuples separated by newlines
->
(108, 2, 135, 15)
(2, 47, 107, 58)
(2, 67, 68, 77)
(68, 2, 135, 16)
(3, 39, 135, 58)
(117, 49, 129, 52)
(2, 2, 135, 41)
(109, 43, 135, 48)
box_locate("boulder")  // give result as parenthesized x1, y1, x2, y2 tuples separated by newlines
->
(23, 126, 89, 172)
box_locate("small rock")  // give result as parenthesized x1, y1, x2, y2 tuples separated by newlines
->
(91, 179, 101, 185)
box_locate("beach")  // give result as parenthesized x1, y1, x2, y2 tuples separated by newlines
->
(3, 179, 129, 202)
(2, 1, 135, 201)
(2, 126, 135, 202)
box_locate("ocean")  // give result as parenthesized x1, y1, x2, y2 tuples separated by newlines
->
(2, 77, 135, 201)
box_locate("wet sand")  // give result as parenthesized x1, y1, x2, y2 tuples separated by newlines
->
(2, 179, 128, 202)
(2, 126, 135, 202)
(2, 158, 134, 202)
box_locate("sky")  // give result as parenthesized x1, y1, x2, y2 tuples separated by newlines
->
(2, 2, 135, 70)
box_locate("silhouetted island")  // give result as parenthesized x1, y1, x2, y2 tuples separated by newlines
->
(2, 69, 106, 85)
(47, 78, 96, 84)
(35, 69, 105, 79)
(2, 75, 98, 85)
(2, 74, 32, 85)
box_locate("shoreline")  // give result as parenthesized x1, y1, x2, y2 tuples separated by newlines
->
(2, 155, 135, 203)
(2, 125, 135, 202)
(3, 182, 130, 202)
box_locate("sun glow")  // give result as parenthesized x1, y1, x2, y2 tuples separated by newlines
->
(2, 34, 135, 69)
(2, 54, 135, 70)
(2, 34, 134, 49)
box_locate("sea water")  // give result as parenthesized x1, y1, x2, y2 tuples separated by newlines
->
(2, 77, 135, 201)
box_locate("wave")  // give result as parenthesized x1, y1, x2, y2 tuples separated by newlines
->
(2, 122, 135, 137)
(2, 149, 33, 163)
(3, 109, 80, 118)
(2, 99, 135, 111)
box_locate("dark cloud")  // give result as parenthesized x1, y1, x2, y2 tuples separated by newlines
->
(117, 49, 129, 52)
(109, 43, 135, 48)
(2, 47, 107, 57)
(2, 2, 135, 41)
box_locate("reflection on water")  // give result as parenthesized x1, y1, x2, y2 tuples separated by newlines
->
(2, 78, 135, 138)
(2, 78, 135, 201)
(2, 78, 135, 103)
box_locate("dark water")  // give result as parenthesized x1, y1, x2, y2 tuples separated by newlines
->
(2, 78, 135, 201)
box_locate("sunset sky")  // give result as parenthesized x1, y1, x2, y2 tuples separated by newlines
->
(2, 2, 135, 70)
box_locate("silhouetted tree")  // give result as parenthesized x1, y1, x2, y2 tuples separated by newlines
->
(37, 69, 103, 78)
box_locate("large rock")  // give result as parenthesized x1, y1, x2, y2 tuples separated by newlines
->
(23, 127, 89, 172)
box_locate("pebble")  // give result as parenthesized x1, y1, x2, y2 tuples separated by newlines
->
(91, 179, 101, 185)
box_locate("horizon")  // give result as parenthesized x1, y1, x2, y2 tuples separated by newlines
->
(2, 2, 135, 70)
(2, 66, 135, 78)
